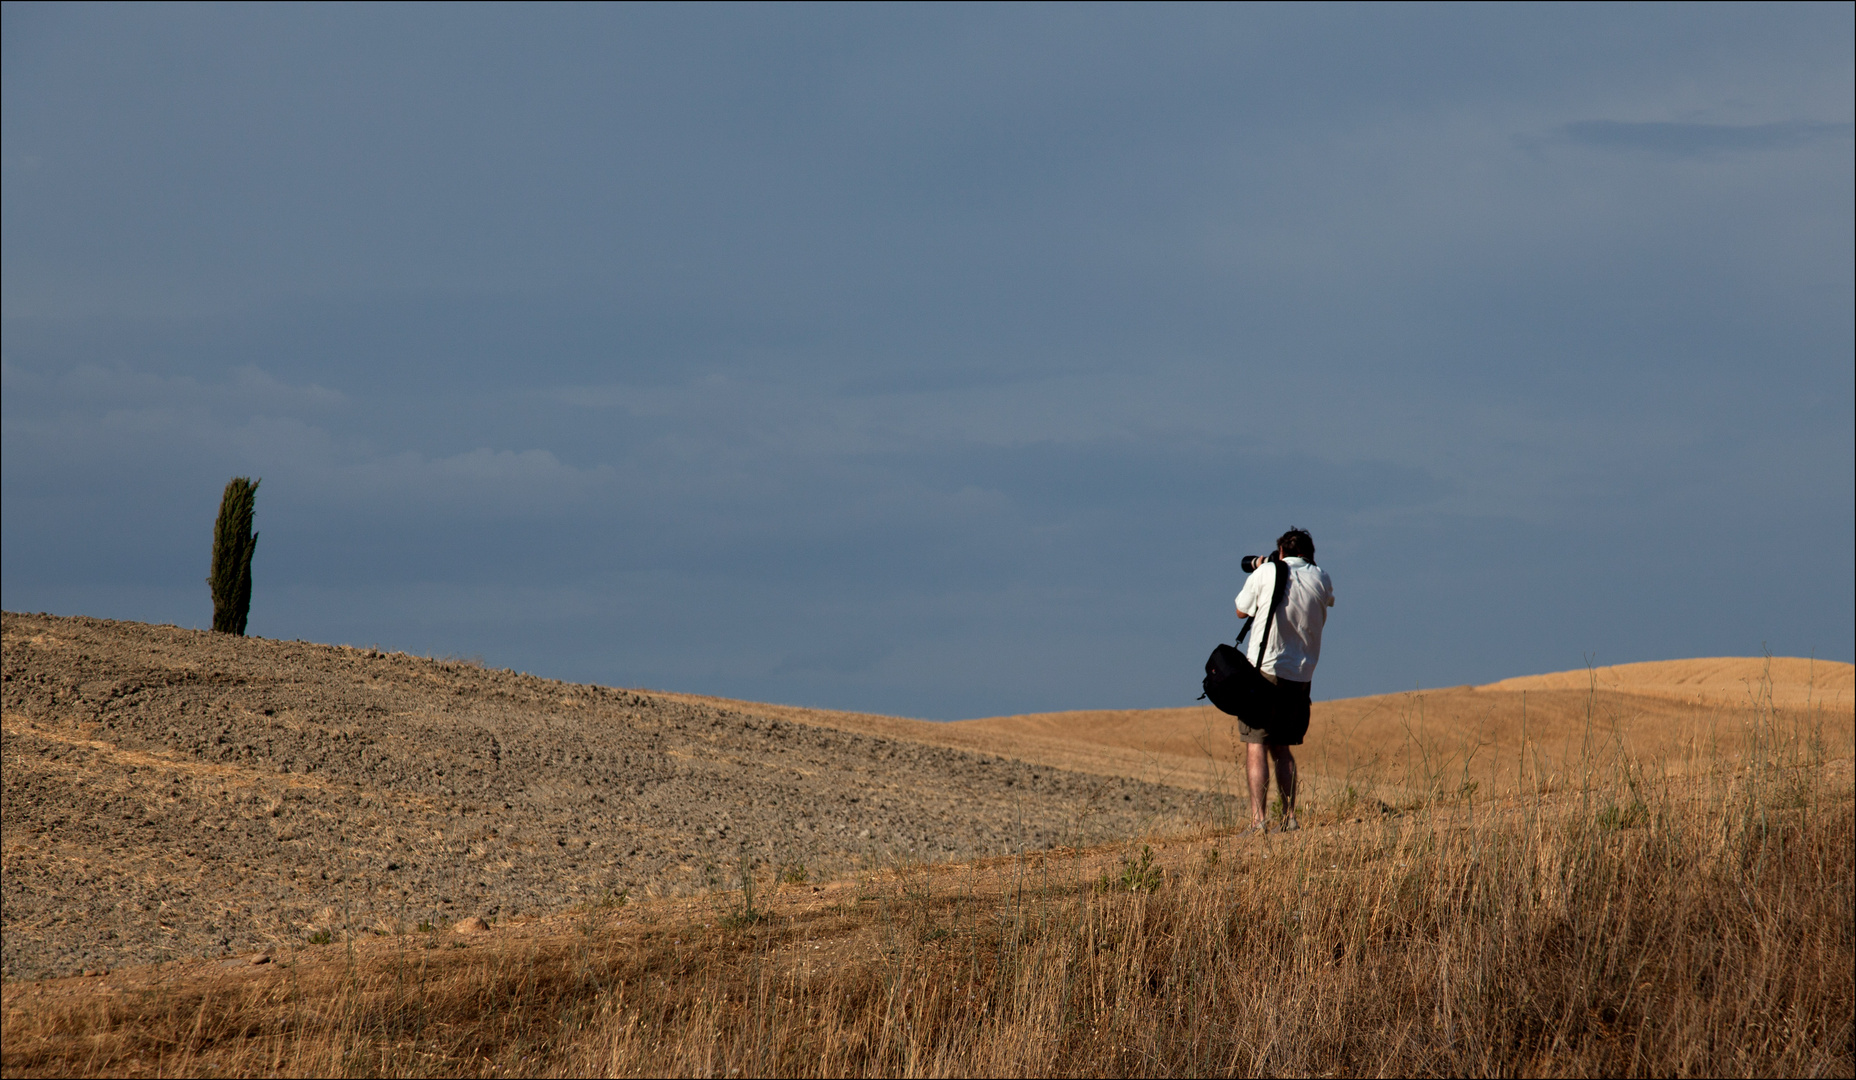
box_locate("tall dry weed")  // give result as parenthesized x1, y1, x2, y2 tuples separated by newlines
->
(565, 781, 1850, 1078)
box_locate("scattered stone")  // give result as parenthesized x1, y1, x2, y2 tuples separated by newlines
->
(453, 916, 491, 934)
(250, 953, 272, 965)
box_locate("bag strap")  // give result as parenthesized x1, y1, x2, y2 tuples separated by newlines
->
(1258, 557, 1287, 660)
(1236, 557, 1289, 660)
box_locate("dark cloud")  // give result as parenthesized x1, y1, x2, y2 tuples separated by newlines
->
(1561, 119, 1855, 157)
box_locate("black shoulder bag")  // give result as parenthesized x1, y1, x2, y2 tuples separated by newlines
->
(1200, 556, 1287, 727)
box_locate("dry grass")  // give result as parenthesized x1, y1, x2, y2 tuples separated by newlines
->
(4, 682, 1851, 1078)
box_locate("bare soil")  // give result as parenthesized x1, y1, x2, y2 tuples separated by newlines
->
(1, 612, 1215, 980)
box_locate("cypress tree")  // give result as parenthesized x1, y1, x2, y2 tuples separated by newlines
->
(209, 477, 260, 635)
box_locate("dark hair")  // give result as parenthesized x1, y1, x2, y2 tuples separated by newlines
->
(1276, 527, 1314, 560)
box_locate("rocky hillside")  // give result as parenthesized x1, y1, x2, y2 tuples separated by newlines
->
(1, 613, 1212, 979)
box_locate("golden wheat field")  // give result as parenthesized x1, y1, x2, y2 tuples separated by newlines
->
(3, 653, 1852, 1078)
(674, 655, 1854, 803)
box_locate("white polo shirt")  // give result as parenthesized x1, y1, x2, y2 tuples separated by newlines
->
(1234, 556, 1334, 682)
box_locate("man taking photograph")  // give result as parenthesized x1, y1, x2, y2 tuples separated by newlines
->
(1232, 527, 1334, 832)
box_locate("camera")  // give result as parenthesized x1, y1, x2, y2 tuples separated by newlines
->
(1240, 554, 1274, 574)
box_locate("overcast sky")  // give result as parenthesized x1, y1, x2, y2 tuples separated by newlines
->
(4, 3, 1851, 719)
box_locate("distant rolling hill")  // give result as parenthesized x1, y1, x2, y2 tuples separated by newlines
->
(680, 657, 1854, 799)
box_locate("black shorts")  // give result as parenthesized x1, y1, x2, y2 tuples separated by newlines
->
(1236, 674, 1312, 746)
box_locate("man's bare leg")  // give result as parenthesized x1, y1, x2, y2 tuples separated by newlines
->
(1271, 745, 1298, 829)
(1246, 743, 1271, 828)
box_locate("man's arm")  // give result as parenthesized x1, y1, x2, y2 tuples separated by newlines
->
(1234, 569, 1266, 619)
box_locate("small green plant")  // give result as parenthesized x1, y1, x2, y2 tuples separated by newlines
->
(719, 846, 767, 929)
(1097, 846, 1164, 894)
(1597, 800, 1649, 831)
(306, 930, 333, 946)
(416, 920, 438, 933)
(208, 477, 260, 635)
(780, 863, 808, 885)
(1125, 846, 1164, 891)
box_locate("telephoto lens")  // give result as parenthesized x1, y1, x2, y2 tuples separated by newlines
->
(1241, 555, 1268, 573)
